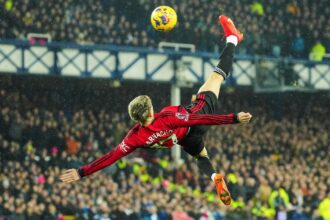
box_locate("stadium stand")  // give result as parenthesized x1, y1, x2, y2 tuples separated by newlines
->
(0, 77, 329, 220)
(0, 0, 329, 58)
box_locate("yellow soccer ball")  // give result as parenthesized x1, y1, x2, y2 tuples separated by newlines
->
(150, 6, 177, 32)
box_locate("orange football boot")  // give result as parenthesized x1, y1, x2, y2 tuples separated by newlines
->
(213, 173, 232, 206)
(219, 15, 244, 43)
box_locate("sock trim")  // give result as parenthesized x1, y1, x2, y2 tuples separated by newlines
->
(214, 67, 227, 79)
(226, 35, 238, 46)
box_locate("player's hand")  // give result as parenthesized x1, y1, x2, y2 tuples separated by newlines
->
(60, 169, 81, 183)
(237, 112, 252, 123)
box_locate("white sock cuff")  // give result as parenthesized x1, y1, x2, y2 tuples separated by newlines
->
(226, 35, 238, 46)
(211, 173, 217, 181)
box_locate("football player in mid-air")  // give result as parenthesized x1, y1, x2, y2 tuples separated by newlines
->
(60, 15, 252, 206)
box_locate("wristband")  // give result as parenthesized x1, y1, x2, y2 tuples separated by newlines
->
(234, 114, 240, 123)
(77, 168, 84, 178)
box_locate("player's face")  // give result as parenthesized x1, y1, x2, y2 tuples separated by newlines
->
(142, 106, 154, 126)
(149, 106, 154, 119)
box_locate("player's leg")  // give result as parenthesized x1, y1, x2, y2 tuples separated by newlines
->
(181, 132, 232, 206)
(197, 15, 243, 99)
(195, 147, 216, 178)
(195, 147, 232, 206)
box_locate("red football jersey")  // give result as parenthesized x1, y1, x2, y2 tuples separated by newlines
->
(79, 106, 237, 177)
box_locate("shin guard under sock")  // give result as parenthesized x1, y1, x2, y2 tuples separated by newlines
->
(196, 156, 216, 177)
(214, 43, 235, 79)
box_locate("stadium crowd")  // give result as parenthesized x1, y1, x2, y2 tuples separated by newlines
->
(0, 0, 329, 59)
(0, 79, 329, 220)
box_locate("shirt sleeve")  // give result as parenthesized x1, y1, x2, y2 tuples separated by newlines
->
(78, 141, 135, 177)
(163, 112, 239, 128)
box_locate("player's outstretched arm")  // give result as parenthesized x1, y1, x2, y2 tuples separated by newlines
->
(59, 142, 135, 183)
(163, 111, 252, 128)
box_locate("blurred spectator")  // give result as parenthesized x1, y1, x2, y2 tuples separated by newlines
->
(309, 41, 326, 61)
(66, 135, 80, 155)
(5, 0, 13, 11)
(0, 0, 329, 58)
(172, 206, 193, 220)
(291, 31, 305, 58)
(318, 198, 330, 220)
(250, 1, 264, 16)
(287, 1, 300, 16)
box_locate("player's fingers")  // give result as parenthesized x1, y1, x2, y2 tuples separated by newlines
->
(242, 118, 250, 123)
(240, 116, 250, 121)
(61, 172, 79, 181)
(239, 113, 252, 123)
(59, 175, 67, 180)
(244, 114, 252, 119)
(61, 176, 74, 183)
(60, 172, 72, 178)
(64, 178, 74, 183)
(67, 176, 79, 182)
(61, 178, 70, 183)
(60, 176, 72, 182)
(64, 169, 75, 173)
(60, 173, 72, 178)
(60, 174, 74, 181)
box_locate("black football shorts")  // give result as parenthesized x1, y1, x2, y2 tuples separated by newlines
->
(180, 91, 219, 156)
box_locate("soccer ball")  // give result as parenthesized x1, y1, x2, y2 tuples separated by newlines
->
(150, 6, 177, 32)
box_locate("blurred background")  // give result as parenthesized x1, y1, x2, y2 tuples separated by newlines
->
(0, 0, 329, 220)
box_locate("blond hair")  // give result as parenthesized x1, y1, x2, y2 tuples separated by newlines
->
(128, 95, 152, 123)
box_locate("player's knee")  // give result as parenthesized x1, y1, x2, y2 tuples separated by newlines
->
(191, 94, 197, 102)
(195, 147, 209, 158)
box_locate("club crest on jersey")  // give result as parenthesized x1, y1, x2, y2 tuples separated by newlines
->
(120, 141, 130, 153)
(175, 112, 189, 121)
